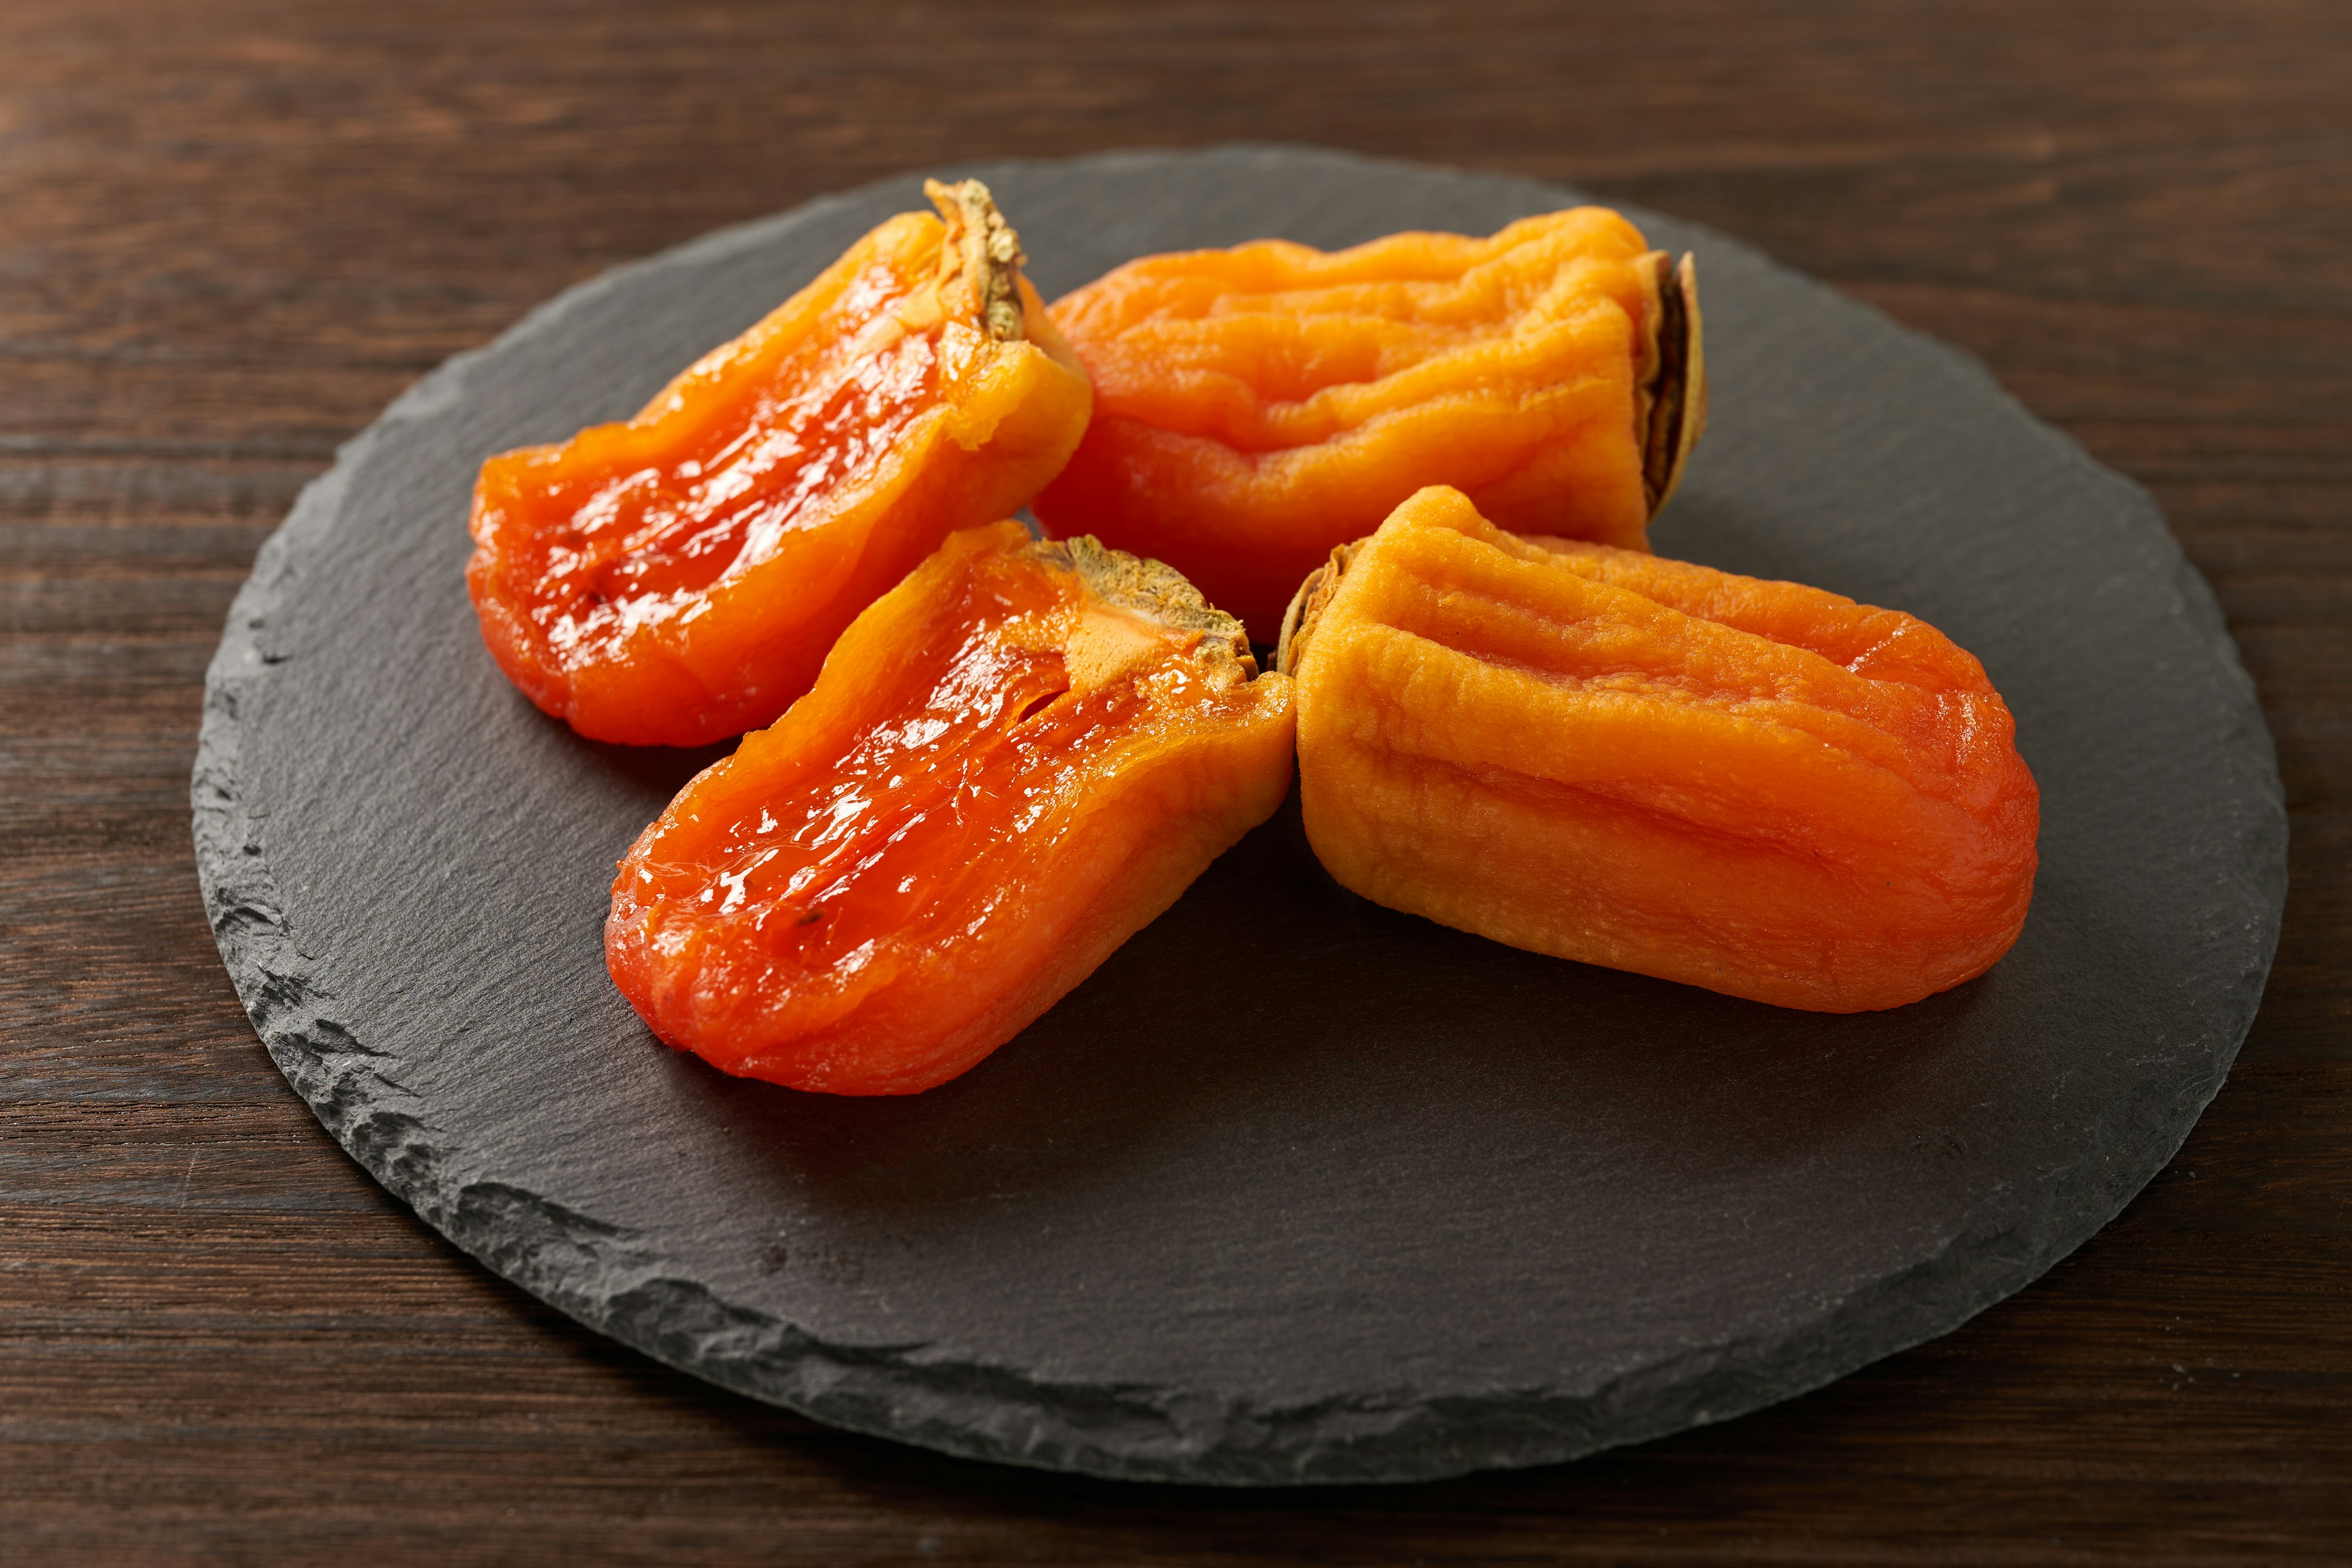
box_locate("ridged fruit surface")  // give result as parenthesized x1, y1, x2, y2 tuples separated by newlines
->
(1281, 486, 2038, 1012)
(1034, 209, 1703, 640)
(608, 522, 1295, 1094)
(467, 180, 1093, 745)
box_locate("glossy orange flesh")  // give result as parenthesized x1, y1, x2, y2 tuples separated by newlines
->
(467, 184, 1091, 745)
(606, 522, 1295, 1094)
(1035, 208, 1689, 639)
(1284, 488, 2040, 1012)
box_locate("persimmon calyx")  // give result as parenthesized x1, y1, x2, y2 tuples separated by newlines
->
(1044, 533, 1260, 692)
(924, 177, 1025, 342)
(1637, 252, 1708, 514)
(1275, 540, 1354, 680)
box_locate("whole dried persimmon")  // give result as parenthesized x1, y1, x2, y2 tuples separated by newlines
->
(607, 522, 1295, 1095)
(467, 180, 1093, 746)
(1033, 208, 1704, 639)
(1279, 487, 2038, 1013)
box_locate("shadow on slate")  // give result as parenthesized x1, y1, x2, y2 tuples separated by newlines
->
(190, 145, 2288, 1485)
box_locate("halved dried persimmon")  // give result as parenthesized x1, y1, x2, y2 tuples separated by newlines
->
(606, 522, 1295, 1095)
(467, 180, 1093, 745)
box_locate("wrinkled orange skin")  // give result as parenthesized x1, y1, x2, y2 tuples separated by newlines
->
(1289, 488, 2040, 1012)
(467, 210, 1092, 746)
(607, 522, 1296, 1095)
(1035, 209, 1664, 640)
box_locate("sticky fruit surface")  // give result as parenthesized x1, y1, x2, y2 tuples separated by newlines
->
(467, 181, 1092, 745)
(1281, 486, 2038, 1013)
(607, 521, 1295, 1093)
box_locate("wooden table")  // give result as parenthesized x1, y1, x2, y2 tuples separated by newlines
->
(4, 1, 2345, 1560)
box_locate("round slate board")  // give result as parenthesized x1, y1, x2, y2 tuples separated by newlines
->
(192, 145, 2286, 1486)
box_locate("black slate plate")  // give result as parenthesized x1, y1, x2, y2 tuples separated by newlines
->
(192, 146, 2286, 1486)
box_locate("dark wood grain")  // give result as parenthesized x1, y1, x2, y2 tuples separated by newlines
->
(2, 0, 2345, 1561)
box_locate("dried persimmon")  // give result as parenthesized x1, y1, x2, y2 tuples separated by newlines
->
(608, 523, 1295, 1093)
(469, 181, 1092, 745)
(1280, 487, 2038, 1012)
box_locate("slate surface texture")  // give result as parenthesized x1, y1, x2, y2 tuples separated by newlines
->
(189, 148, 2286, 1485)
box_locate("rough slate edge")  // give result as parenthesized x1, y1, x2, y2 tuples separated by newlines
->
(189, 144, 2287, 1486)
